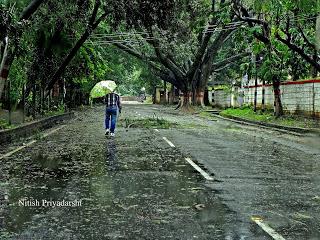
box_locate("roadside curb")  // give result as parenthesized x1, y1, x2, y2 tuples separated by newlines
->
(0, 112, 74, 145)
(212, 113, 320, 135)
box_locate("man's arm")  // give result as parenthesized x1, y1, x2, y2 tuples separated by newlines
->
(117, 95, 122, 113)
(104, 94, 109, 105)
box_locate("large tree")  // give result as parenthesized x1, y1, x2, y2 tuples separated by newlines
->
(0, 0, 45, 100)
(103, 0, 249, 108)
(41, 0, 179, 96)
(232, 0, 320, 116)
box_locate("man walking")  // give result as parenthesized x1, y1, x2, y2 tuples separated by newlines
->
(105, 91, 121, 137)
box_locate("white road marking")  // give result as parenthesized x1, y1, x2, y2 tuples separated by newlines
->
(252, 217, 286, 240)
(185, 158, 214, 181)
(0, 125, 66, 160)
(0, 140, 37, 160)
(154, 129, 160, 132)
(163, 137, 175, 147)
(42, 125, 66, 138)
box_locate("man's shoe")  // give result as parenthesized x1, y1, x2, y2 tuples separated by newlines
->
(110, 133, 115, 137)
(105, 129, 110, 135)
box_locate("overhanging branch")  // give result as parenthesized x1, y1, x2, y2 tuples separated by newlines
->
(213, 52, 250, 69)
(110, 40, 160, 71)
(20, 0, 45, 21)
(276, 33, 320, 71)
(148, 32, 185, 80)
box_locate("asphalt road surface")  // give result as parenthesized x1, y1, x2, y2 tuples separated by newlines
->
(0, 104, 319, 240)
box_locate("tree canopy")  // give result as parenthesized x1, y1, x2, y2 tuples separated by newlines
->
(0, 0, 319, 116)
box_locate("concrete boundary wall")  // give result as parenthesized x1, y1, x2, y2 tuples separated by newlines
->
(211, 79, 320, 117)
(212, 89, 232, 108)
(121, 96, 138, 101)
(0, 112, 74, 145)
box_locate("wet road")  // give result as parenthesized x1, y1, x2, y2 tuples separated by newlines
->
(125, 104, 320, 240)
(0, 104, 319, 239)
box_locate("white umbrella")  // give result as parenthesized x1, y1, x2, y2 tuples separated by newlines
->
(90, 80, 117, 99)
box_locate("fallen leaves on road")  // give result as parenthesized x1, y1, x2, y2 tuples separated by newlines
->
(194, 203, 205, 211)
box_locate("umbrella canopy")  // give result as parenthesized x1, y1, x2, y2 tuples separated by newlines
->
(90, 80, 117, 99)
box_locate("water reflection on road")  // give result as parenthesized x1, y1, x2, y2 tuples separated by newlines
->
(106, 139, 118, 172)
(0, 106, 269, 239)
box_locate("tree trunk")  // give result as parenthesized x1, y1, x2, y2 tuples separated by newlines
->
(273, 79, 283, 118)
(193, 50, 214, 107)
(262, 79, 265, 112)
(32, 76, 36, 119)
(191, 69, 200, 105)
(311, 50, 318, 77)
(177, 91, 193, 111)
(0, 37, 10, 100)
(316, 13, 320, 51)
(44, 30, 91, 97)
(254, 70, 258, 112)
(164, 80, 167, 104)
(0, 0, 45, 101)
(195, 88, 205, 107)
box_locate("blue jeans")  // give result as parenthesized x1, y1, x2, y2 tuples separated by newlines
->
(105, 106, 118, 133)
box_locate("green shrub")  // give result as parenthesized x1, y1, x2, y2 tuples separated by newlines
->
(0, 119, 13, 130)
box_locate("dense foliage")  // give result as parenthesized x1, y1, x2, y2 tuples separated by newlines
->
(0, 0, 319, 118)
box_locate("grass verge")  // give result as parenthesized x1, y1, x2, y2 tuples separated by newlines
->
(119, 117, 178, 129)
(220, 107, 319, 129)
(198, 111, 218, 121)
